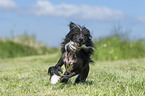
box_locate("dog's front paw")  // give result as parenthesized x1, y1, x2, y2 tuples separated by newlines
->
(50, 74, 60, 84)
(60, 75, 69, 83)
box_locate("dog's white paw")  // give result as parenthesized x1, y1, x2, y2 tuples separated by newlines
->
(50, 74, 61, 84)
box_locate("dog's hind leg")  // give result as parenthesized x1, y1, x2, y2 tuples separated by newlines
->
(82, 64, 90, 82)
(75, 64, 89, 83)
(81, 64, 89, 82)
(75, 75, 81, 83)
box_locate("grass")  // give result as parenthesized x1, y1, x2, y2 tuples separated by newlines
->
(0, 53, 145, 96)
(93, 36, 145, 61)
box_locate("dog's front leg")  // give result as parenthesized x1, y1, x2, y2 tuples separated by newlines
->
(60, 70, 79, 83)
(55, 56, 64, 73)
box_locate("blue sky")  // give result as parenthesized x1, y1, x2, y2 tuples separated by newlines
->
(0, 0, 145, 46)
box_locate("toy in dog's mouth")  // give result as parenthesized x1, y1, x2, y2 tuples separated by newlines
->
(65, 41, 93, 52)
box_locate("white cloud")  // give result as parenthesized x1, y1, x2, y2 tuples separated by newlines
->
(30, 0, 125, 21)
(0, 0, 17, 9)
(137, 16, 145, 23)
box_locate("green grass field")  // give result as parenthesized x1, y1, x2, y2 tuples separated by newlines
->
(0, 53, 145, 96)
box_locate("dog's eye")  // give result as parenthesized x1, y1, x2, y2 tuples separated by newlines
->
(84, 36, 88, 40)
(72, 34, 77, 39)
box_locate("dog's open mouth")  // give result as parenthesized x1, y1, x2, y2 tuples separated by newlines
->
(78, 42, 84, 47)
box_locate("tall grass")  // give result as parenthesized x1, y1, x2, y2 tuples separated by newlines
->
(93, 35, 145, 61)
(92, 24, 145, 61)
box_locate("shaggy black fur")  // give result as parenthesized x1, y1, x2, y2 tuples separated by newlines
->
(48, 22, 94, 84)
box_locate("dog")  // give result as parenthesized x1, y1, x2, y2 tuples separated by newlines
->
(48, 22, 94, 84)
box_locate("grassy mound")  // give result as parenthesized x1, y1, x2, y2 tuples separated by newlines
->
(0, 40, 39, 58)
(0, 40, 58, 59)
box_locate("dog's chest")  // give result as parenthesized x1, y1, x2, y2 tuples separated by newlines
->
(64, 52, 76, 66)
(63, 52, 83, 73)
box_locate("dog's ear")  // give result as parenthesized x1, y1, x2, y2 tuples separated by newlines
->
(69, 22, 76, 29)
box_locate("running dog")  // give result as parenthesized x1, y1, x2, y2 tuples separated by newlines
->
(48, 22, 94, 84)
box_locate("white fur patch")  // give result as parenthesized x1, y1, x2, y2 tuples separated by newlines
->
(50, 74, 60, 84)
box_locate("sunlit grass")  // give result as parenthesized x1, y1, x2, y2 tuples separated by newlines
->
(0, 54, 145, 96)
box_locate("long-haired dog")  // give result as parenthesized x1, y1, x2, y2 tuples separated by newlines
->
(48, 22, 94, 84)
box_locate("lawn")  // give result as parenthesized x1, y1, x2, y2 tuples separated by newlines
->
(0, 53, 145, 96)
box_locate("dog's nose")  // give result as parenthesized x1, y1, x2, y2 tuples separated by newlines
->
(79, 38, 84, 42)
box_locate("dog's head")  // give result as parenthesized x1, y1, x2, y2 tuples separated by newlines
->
(61, 22, 93, 54)
(65, 22, 92, 46)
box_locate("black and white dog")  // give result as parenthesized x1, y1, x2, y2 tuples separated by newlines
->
(48, 22, 94, 84)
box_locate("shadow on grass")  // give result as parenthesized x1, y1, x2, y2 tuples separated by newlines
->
(73, 80, 94, 86)
(82, 80, 94, 85)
